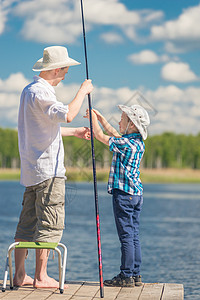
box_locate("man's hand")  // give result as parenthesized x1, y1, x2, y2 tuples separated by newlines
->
(74, 127, 91, 140)
(79, 79, 93, 95)
(66, 79, 93, 123)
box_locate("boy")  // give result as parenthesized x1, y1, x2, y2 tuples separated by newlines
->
(85, 104, 150, 287)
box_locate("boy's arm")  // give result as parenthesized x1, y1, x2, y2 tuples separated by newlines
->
(85, 110, 110, 145)
(93, 109, 121, 138)
(61, 127, 90, 140)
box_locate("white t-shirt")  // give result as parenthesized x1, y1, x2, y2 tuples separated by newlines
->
(18, 75, 69, 187)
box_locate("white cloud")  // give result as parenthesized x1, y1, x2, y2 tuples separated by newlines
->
(1, 73, 200, 135)
(0, 73, 29, 128)
(13, 0, 82, 44)
(141, 10, 164, 23)
(0, 73, 29, 92)
(11, 0, 163, 44)
(56, 83, 200, 136)
(144, 85, 200, 135)
(161, 62, 199, 83)
(151, 4, 200, 53)
(128, 50, 170, 65)
(100, 32, 123, 44)
(0, 8, 6, 34)
(4, 0, 199, 55)
(0, 92, 20, 108)
(0, 0, 18, 34)
(84, 0, 140, 26)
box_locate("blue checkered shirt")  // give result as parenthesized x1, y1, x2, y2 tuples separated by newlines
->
(107, 133, 145, 195)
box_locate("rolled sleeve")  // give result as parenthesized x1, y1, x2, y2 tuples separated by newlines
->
(48, 102, 69, 123)
(36, 95, 69, 123)
(109, 136, 128, 153)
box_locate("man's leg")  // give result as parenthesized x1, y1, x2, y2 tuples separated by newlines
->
(13, 239, 34, 286)
(33, 248, 61, 288)
(34, 177, 67, 288)
(14, 187, 37, 286)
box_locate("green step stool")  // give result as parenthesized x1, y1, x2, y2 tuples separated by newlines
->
(2, 241, 67, 294)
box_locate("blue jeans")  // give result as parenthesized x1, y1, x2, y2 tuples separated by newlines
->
(113, 189, 143, 278)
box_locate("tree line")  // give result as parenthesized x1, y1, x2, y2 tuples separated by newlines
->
(0, 128, 200, 169)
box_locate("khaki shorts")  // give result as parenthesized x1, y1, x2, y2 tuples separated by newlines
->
(15, 177, 65, 243)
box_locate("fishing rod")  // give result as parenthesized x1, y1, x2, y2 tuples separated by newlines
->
(80, 0, 104, 298)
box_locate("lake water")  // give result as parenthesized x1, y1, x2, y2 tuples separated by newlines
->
(0, 181, 200, 299)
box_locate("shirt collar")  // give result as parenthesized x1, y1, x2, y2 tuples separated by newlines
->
(33, 75, 56, 94)
(122, 132, 142, 139)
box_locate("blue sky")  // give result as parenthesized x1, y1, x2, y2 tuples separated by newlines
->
(0, 0, 200, 135)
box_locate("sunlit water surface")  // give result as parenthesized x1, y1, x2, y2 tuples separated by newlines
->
(0, 181, 200, 299)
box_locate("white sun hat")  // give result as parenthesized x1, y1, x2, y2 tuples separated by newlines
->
(32, 46, 80, 71)
(118, 104, 150, 140)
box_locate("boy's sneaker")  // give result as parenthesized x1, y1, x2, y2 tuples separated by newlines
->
(104, 273, 135, 287)
(133, 275, 143, 286)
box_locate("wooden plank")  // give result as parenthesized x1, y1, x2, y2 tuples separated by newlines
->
(70, 282, 100, 299)
(47, 291, 73, 300)
(22, 289, 56, 300)
(139, 283, 164, 300)
(64, 281, 84, 295)
(116, 285, 143, 299)
(162, 283, 184, 300)
(47, 282, 84, 300)
(0, 289, 34, 300)
(0, 290, 12, 299)
(0, 281, 184, 300)
(94, 286, 121, 299)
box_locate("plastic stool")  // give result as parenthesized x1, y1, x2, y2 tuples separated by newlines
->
(2, 241, 67, 294)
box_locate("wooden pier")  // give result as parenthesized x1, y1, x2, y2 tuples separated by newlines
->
(0, 281, 184, 299)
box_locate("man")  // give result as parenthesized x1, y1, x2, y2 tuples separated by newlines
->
(14, 46, 93, 288)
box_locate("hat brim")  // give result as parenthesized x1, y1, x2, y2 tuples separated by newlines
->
(118, 105, 148, 140)
(32, 57, 80, 71)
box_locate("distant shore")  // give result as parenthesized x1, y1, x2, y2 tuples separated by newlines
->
(1, 167, 200, 183)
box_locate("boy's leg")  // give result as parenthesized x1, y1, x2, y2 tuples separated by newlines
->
(104, 189, 135, 286)
(112, 189, 135, 278)
(132, 196, 143, 277)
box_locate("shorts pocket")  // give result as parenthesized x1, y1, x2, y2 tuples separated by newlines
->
(39, 178, 65, 206)
(36, 178, 65, 230)
(40, 203, 65, 230)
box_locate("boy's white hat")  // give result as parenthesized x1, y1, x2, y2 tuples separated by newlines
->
(32, 46, 80, 71)
(118, 104, 150, 140)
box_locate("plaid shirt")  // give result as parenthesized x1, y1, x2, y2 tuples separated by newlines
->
(107, 133, 145, 195)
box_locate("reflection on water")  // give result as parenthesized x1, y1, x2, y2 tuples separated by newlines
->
(0, 181, 200, 299)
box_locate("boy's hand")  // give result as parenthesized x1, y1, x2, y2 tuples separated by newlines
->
(84, 109, 97, 121)
(92, 109, 103, 121)
(83, 108, 89, 119)
(84, 109, 110, 145)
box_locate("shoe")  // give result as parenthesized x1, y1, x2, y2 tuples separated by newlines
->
(104, 273, 134, 287)
(133, 275, 143, 286)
